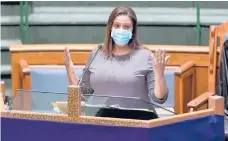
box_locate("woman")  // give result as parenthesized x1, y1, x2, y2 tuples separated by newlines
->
(64, 6, 169, 110)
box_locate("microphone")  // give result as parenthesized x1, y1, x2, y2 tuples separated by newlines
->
(77, 44, 102, 86)
(66, 45, 102, 102)
(148, 101, 177, 115)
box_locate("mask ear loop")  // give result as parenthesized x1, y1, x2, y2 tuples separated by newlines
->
(129, 32, 133, 39)
(129, 27, 133, 39)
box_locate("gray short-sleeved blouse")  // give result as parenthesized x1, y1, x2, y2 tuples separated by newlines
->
(81, 47, 168, 110)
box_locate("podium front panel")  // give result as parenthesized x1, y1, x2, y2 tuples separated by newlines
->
(1, 114, 224, 141)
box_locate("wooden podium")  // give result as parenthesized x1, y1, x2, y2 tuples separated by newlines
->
(0, 85, 225, 141)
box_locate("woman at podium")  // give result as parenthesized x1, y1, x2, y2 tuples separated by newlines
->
(64, 6, 169, 110)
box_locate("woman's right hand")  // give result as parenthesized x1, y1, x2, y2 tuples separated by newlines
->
(64, 47, 73, 67)
(64, 47, 78, 85)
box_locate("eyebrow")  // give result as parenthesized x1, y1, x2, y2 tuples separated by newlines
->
(113, 22, 132, 25)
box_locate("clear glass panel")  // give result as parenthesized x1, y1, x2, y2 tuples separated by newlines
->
(10, 89, 175, 119)
(81, 95, 175, 119)
(11, 89, 68, 114)
(83, 95, 154, 109)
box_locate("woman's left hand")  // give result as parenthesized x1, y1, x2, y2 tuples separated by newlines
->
(151, 49, 170, 77)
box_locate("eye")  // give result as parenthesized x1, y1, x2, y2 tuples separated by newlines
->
(113, 23, 121, 29)
(123, 25, 131, 30)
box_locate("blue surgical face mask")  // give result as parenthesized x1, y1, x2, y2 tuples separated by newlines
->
(111, 28, 133, 46)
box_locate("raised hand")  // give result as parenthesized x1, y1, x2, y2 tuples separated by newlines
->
(151, 49, 170, 77)
(64, 47, 78, 85)
(64, 47, 73, 67)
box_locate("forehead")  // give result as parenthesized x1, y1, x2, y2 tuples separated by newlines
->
(113, 15, 132, 25)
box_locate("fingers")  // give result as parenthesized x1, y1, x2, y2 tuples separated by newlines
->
(155, 49, 163, 64)
(64, 46, 69, 54)
(155, 51, 159, 64)
(151, 49, 170, 65)
(64, 47, 73, 67)
(64, 47, 70, 56)
(160, 49, 165, 64)
(64, 47, 70, 59)
(165, 55, 170, 64)
(151, 53, 156, 64)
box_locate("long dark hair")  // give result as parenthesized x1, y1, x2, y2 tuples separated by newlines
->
(102, 6, 141, 57)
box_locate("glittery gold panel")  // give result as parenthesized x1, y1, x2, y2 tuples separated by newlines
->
(147, 109, 214, 128)
(79, 116, 150, 127)
(0, 111, 69, 122)
(68, 85, 81, 120)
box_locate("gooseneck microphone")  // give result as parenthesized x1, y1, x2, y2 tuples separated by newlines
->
(77, 44, 102, 86)
(76, 45, 102, 101)
(66, 45, 102, 101)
